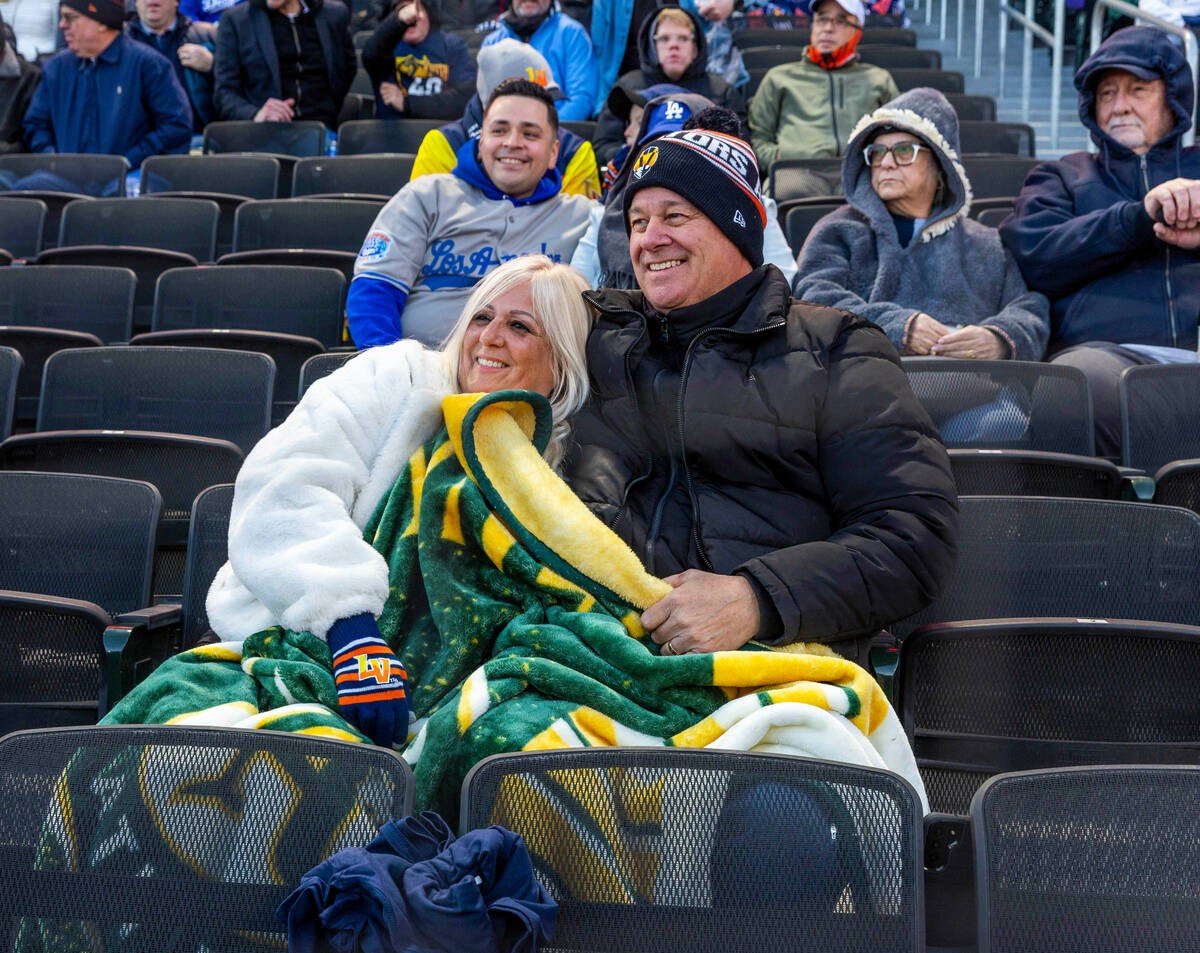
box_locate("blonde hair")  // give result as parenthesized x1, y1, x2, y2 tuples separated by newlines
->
(441, 255, 593, 469)
(653, 7, 695, 38)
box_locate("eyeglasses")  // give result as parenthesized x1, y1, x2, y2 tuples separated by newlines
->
(653, 31, 696, 46)
(863, 141, 926, 166)
(813, 13, 858, 28)
(59, 11, 84, 24)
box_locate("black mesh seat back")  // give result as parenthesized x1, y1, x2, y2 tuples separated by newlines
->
(59, 197, 219, 261)
(182, 484, 234, 646)
(770, 158, 843, 201)
(292, 154, 415, 198)
(0, 471, 159, 613)
(154, 265, 345, 346)
(892, 497, 1200, 637)
(299, 350, 356, 398)
(902, 358, 1093, 454)
(0, 725, 413, 952)
(0, 330, 100, 423)
(1153, 460, 1200, 513)
(948, 450, 1120, 499)
(861, 26, 917, 44)
(739, 45, 806, 70)
(233, 198, 383, 253)
(39, 346, 274, 453)
(960, 156, 1039, 198)
(0, 153, 129, 196)
(141, 154, 282, 199)
(0, 265, 134, 342)
(974, 766, 1200, 953)
(462, 749, 925, 953)
(0, 346, 18, 440)
(202, 120, 327, 157)
(957, 121, 1035, 156)
(0, 431, 243, 525)
(0, 600, 107, 727)
(785, 202, 842, 256)
(888, 68, 964, 93)
(857, 45, 941, 69)
(0, 197, 46, 259)
(1120, 363, 1200, 471)
(898, 620, 1200, 813)
(946, 93, 997, 121)
(336, 118, 444, 155)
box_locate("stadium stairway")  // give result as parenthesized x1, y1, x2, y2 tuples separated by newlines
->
(910, 0, 1089, 157)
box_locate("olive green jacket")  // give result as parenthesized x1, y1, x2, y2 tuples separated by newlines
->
(749, 54, 899, 170)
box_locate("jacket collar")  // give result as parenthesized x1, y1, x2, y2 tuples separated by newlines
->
(585, 265, 789, 338)
(451, 137, 563, 205)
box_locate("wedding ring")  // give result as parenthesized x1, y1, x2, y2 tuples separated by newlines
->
(662, 640, 676, 656)
(967, 348, 976, 359)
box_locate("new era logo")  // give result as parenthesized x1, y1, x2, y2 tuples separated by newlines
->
(733, 209, 746, 228)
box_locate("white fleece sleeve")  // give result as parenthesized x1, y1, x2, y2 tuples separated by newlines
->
(206, 341, 452, 640)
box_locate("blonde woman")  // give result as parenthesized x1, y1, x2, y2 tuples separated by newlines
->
(205, 255, 592, 746)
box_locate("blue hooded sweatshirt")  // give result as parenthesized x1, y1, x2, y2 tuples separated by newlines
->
(1000, 26, 1200, 353)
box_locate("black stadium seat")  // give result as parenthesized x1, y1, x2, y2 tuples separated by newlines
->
(857, 45, 942, 69)
(291, 154, 415, 200)
(299, 350, 356, 398)
(784, 199, 843, 256)
(0, 346, 18, 441)
(57, 197, 220, 262)
(0, 197, 47, 259)
(0, 265, 135, 421)
(888, 68, 964, 93)
(337, 118, 443, 155)
(946, 93, 997, 121)
(958, 120, 1036, 156)
(1119, 363, 1200, 472)
(769, 158, 843, 201)
(960, 156, 1039, 198)
(0, 472, 163, 724)
(202, 120, 327, 157)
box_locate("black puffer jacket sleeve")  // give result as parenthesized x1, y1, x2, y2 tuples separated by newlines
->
(739, 317, 959, 643)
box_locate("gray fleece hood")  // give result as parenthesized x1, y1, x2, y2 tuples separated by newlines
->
(840, 86, 973, 243)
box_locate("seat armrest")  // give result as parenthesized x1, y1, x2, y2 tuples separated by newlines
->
(104, 603, 183, 711)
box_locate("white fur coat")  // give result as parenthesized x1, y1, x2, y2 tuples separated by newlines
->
(206, 340, 456, 641)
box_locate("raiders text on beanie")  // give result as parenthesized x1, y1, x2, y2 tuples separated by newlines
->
(623, 129, 767, 269)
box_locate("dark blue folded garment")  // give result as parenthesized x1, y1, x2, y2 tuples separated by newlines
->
(278, 811, 557, 953)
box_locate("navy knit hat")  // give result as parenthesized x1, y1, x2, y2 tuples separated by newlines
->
(61, 0, 126, 29)
(623, 129, 767, 268)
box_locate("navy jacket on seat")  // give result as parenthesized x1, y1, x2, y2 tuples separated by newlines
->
(1000, 26, 1200, 353)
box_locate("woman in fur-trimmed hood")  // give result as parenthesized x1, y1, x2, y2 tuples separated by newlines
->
(795, 87, 1049, 361)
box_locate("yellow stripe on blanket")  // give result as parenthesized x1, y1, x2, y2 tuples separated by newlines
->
(444, 394, 672, 612)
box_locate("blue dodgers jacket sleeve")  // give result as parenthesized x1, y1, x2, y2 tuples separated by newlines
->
(347, 277, 408, 348)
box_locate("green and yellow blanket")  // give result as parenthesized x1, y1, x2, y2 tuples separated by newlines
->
(104, 390, 927, 818)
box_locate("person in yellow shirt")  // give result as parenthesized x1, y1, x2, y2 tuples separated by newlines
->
(411, 38, 600, 199)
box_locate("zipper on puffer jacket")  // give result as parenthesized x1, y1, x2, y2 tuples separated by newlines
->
(609, 316, 651, 534)
(1141, 154, 1179, 347)
(676, 318, 787, 573)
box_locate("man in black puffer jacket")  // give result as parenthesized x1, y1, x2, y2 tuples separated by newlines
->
(564, 128, 958, 665)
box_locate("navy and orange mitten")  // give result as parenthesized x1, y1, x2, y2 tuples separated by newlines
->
(326, 613, 410, 749)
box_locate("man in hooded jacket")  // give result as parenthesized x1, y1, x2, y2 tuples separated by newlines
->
(1000, 25, 1200, 458)
(0, 9, 39, 154)
(591, 6, 745, 168)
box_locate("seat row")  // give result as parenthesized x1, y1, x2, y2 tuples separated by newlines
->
(0, 723, 1193, 952)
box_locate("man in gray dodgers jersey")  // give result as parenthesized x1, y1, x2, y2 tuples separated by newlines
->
(346, 76, 596, 348)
